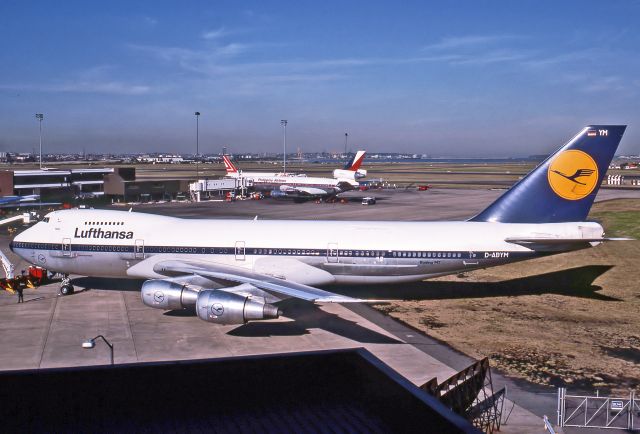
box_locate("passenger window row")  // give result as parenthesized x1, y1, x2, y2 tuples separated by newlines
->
(392, 251, 462, 258)
(252, 248, 322, 256)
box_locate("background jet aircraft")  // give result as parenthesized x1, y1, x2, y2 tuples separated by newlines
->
(10, 125, 627, 326)
(223, 152, 366, 200)
(223, 151, 366, 179)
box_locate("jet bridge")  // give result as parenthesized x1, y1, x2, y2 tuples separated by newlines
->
(189, 178, 253, 201)
(0, 212, 34, 227)
(1, 212, 37, 292)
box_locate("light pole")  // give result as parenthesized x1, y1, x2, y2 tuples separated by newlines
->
(281, 120, 287, 174)
(344, 132, 348, 156)
(194, 112, 201, 178)
(35, 113, 43, 169)
(82, 334, 114, 365)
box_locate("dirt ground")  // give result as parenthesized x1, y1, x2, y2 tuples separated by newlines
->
(373, 199, 640, 393)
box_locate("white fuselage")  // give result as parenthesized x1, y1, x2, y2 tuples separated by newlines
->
(11, 209, 603, 285)
(234, 173, 356, 194)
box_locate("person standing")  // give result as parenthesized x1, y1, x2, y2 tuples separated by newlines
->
(16, 285, 24, 303)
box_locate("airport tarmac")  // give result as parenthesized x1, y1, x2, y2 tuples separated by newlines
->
(2, 187, 639, 433)
(0, 262, 543, 432)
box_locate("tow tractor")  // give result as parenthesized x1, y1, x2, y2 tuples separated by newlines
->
(0, 263, 53, 292)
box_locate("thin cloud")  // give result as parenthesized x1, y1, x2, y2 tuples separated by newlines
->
(418, 34, 535, 67)
(0, 65, 154, 95)
(452, 50, 531, 65)
(423, 35, 518, 51)
(0, 81, 152, 95)
(520, 49, 597, 69)
(580, 75, 626, 93)
(553, 72, 632, 95)
(130, 41, 484, 77)
(202, 27, 228, 40)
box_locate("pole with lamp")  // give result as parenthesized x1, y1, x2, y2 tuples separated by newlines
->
(280, 119, 287, 174)
(344, 132, 348, 157)
(82, 335, 114, 365)
(194, 112, 201, 178)
(35, 113, 44, 169)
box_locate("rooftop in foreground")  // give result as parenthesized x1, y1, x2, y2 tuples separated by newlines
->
(0, 348, 477, 433)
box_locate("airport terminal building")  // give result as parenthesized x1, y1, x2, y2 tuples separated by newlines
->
(0, 168, 193, 203)
(0, 168, 113, 200)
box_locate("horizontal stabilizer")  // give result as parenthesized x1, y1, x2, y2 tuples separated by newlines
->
(505, 236, 633, 251)
(505, 236, 633, 244)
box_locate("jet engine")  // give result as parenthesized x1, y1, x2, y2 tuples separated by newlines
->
(141, 280, 281, 325)
(196, 289, 281, 325)
(269, 190, 288, 199)
(141, 279, 199, 310)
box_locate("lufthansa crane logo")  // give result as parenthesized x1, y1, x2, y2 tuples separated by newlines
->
(547, 150, 599, 200)
(211, 303, 224, 316)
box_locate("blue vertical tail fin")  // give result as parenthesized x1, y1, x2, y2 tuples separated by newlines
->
(471, 125, 626, 223)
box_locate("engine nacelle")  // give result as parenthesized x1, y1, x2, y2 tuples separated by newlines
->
(333, 169, 367, 180)
(196, 289, 281, 325)
(141, 280, 199, 310)
(269, 189, 288, 198)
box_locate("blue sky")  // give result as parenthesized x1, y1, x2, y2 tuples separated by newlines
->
(1, 0, 639, 156)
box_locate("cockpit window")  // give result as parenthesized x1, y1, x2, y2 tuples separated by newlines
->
(43, 217, 50, 223)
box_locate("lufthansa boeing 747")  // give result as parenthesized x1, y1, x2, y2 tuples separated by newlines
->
(10, 126, 627, 325)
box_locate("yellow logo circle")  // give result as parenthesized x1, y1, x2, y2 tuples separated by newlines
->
(547, 150, 599, 200)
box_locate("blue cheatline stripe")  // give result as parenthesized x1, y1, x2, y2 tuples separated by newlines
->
(10, 241, 535, 260)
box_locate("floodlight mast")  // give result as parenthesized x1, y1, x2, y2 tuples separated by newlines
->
(35, 113, 43, 169)
(345, 132, 348, 156)
(194, 112, 201, 178)
(281, 120, 287, 174)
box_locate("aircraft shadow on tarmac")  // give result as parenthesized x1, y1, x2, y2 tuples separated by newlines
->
(71, 277, 145, 292)
(333, 265, 620, 302)
(68, 265, 617, 343)
(228, 299, 402, 344)
(70, 277, 401, 344)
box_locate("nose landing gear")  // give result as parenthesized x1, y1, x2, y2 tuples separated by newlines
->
(60, 274, 75, 296)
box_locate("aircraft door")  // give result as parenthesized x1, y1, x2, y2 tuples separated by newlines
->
(327, 243, 339, 263)
(235, 241, 245, 261)
(134, 239, 145, 259)
(62, 238, 72, 257)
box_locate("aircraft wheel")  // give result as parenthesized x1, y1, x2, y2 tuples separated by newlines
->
(60, 284, 75, 296)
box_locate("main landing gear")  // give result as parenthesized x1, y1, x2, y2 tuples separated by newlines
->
(60, 274, 75, 296)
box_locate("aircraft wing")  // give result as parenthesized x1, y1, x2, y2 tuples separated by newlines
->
(151, 258, 371, 303)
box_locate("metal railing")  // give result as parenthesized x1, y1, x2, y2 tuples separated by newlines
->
(558, 388, 639, 430)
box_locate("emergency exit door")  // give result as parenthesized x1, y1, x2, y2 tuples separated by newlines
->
(327, 243, 339, 263)
(235, 241, 245, 261)
(134, 239, 145, 259)
(62, 238, 72, 257)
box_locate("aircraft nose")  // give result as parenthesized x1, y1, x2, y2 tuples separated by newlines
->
(9, 230, 26, 253)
